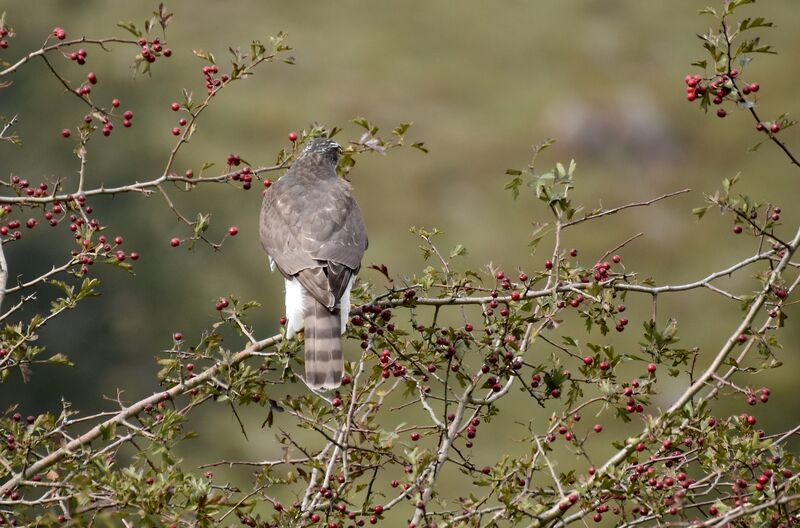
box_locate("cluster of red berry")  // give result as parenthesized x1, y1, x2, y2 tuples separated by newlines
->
(68, 47, 88, 65)
(202, 64, 229, 95)
(225, 154, 256, 190)
(684, 71, 752, 115)
(684, 71, 784, 133)
(0, 23, 15, 49)
(138, 36, 171, 63)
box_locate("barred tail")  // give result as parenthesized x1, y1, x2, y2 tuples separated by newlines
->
(303, 298, 342, 389)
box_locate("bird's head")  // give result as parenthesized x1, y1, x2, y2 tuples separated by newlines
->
(300, 137, 342, 167)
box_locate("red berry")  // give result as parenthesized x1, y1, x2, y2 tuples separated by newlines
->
(170, 238, 180, 247)
(770, 123, 780, 133)
(228, 226, 238, 236)
(544, 259, 553, 270)
(123, 120, 132, 128)
(61, 128, 71, 138)
(130, 252, 139, 260)
(756, 122, 765, 131)
(737, 334, 747, 343)
(26, 218, 36, 228)
(750, 83, 760, 92)
(288, 131, 298, 142)
(111, 99, 120, 108)
(123, 110, 133, 120)
(179, 118, 187, 126)
(612, 255, 621, 263)
(170, 102, 180, 111)
(87, 72, 97, 84)
(331, 397, 342, 407)
(583, 356, 593, 365)
(647, 363, 657, 374)
(716, 108, 727, 118)
(410, 432, 420, 441)
(593, 424, 603, 433)
(172, 127, 181, 136)
(733, 225, 743, 234)
(53, 27, 66, 40)
(511, 291, 521, 301)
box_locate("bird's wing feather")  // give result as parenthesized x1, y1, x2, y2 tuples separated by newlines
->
(260, 164, 367, 308)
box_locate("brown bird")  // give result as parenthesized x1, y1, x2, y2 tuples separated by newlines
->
(259, 138, 368, 389)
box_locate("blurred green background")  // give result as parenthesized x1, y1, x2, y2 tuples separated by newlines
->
(2, 0, 799, 521)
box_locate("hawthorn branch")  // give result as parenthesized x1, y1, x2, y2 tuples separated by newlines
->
(0, 114, 18, 143)
(562, 188, 691, 228)
(721, 20, 800, 169)
(411, 382, 475, 527)
(527, 225, 800, 527)
(0, 334, 282, 496)
(0, 37, 138, 78)
(0, 165, 285, 205)
(362, 249, 774, 311)
(0, 240, 7, 310)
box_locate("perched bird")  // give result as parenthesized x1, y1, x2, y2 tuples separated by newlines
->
(259, 138, 368, 389)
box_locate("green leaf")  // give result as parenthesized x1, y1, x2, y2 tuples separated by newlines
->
(352, 117, 372, 131)
(411, 142, 428, 153)
(449, 244, 467, 259)
(504, 176, 523, 200)
(192, 49, 216, 64)
(693, 205, 712, 220)
(99, 422, 116, 441)
(117, 22, 142, 38)
(47, 353, 74, 367)
(392, 123, 412, 137)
